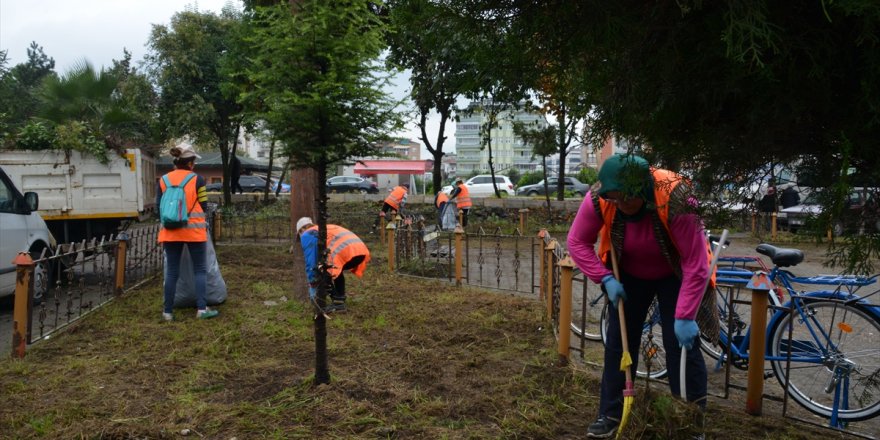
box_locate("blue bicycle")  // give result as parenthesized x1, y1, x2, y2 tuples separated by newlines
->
(704, 243, 880, 424)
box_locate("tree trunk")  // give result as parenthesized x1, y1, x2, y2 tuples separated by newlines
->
(290, 167, 318, 303)
(263, 138, 277, 202)
(556, 110, 567, 201)
(542, 156, 552, 221)
(314, 161, 331, 385)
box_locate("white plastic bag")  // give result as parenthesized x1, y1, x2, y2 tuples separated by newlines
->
(440, 203, 458, 231)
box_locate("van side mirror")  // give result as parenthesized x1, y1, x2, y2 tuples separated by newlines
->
(24, 192, 38, 212)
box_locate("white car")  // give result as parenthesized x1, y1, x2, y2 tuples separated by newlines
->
(455, 175, 515, 197)
(0, 166, 55, 300)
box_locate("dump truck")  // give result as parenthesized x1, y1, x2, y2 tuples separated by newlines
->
(0, 148, 157, 244)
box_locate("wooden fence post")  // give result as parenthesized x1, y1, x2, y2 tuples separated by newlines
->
(537, 230, 547, 301)
(519, 208, 529, 232)
(558, 256, 575, 364)
(545, 239, 558, 322)
(386, 221, 396, 272)
(379, 212, 386, 243)
(114, 232, 128, 297)
(454, 225, 464, 286)
(745, 271, 773, 415)
(12, 252, 34, 358)
(214, 211, 223, 242)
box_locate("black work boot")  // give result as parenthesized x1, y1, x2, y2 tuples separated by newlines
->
(586, 416, 619, 438)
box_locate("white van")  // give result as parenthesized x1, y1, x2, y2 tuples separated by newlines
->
(0, 165, 55, 300)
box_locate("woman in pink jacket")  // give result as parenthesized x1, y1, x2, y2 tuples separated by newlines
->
(567, 154, 712, 438)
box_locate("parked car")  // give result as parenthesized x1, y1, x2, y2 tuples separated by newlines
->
(271, 179, 290, 193)
(206, 175, 272, 193)
(0, 165, 55, 300)
(516, 176, 589, 197)
(326, 176, 379, 194)
(457, 175, 515, 197)
(781, 188, 879, 235)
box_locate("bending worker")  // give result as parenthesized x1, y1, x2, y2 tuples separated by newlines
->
(434, 189, 449, 227)
(448, 178, 472, 227)
(296, 217, 371, 313)
(374, 183, 408, 229)
(567, 153, 716, 438)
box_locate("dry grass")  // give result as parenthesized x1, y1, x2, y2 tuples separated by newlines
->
(0, 241, 857, 439)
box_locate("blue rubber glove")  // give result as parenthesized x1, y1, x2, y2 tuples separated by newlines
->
(601, 274, 627, 308)
(674, 319, 700, 350)
(308, 286, 317, 299)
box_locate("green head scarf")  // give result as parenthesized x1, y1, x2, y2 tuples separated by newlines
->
(597, 154, 655, 205)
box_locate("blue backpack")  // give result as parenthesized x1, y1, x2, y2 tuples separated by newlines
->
(160, 173, 197, 229)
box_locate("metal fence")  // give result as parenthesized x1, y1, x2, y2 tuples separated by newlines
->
(9, 223, 164, 356)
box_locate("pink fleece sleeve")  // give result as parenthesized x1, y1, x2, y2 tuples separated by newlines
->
(670, 213, 710, 320)
(567, 192, 613, 284)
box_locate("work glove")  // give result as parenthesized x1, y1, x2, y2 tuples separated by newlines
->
(601, 274, 627, 308)
(309, 282, 318, 300)
(674, 319, 700, 350)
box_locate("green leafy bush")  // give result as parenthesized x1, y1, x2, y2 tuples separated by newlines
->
(15, 120, 56, 150)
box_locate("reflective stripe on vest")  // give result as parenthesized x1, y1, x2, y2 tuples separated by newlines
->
(385, 186, 407, 210)
(158, 170, 207, 243)
(455, 184, 471, 208)
(307, 225, 371, 279)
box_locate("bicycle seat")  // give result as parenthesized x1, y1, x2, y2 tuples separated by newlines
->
(755, 243, 804, 267)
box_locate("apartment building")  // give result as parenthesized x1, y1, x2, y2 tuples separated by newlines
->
(454, 100, 548, 175)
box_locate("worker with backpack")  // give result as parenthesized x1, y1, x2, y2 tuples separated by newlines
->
(157, 144, 218, 321)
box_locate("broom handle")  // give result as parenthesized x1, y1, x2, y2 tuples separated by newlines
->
(680, 228, 729, 400)
(609, 246, 633, 384)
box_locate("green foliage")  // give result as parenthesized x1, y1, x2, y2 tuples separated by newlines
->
(54, 121, 109, 163)
(0, 42, 56, 133)
(245, 1, 402, 169)
(385, 0, 475, 191)
(577, 167, 598, 185)
(517, 170, 543, 187)
(14, 120, 56, 150)
(506, 167, 521, 185)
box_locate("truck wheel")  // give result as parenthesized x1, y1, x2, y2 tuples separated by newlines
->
(29, 245, 54, 305)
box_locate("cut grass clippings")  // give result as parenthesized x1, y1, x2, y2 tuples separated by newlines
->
(0, 242, 857, 439)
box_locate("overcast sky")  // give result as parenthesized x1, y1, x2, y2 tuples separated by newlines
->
(0, 0, 456, 157)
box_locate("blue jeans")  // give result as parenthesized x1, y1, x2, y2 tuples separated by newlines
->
(163, 241, 207, 313)
(599, 273, 707, 420)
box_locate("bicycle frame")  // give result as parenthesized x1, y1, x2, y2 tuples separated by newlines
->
(712, 255, 880, 426)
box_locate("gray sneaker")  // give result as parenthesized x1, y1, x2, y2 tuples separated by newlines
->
(162, 312, 174, 322)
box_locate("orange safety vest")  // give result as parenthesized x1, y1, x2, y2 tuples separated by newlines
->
(435, 191, 449, 208)
(596, 168, 715, 287)
(455, 184, 471, 208)
(158, 170, 207, 243)
(306, 224, 371, 279)
(384, 186, 407, 210)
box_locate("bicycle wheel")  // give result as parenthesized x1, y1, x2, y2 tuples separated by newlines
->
(570, 277, 605, 341)
(601, 299, 668, 379)
(700, 281, 755, 363)
(769, 298, 880, 422)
